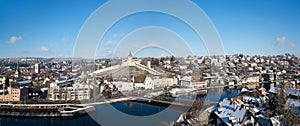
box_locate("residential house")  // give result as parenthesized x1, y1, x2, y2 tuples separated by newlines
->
(48, 83, 92, 101)
(132, 75, 154, 90)
(113, 81, 134, 92)
(212, 98, 267, 126)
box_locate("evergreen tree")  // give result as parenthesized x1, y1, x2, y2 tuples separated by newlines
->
(277, 85, 286, 115)
(171, 56, 175, 62)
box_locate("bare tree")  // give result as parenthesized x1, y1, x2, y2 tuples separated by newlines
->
(65, 80, 68, 102)
(59, 84, 62, 101)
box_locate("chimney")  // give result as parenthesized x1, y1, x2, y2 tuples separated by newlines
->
(218, 108, 222, 114)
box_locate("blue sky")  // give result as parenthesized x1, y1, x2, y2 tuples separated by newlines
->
(0, 0, 299, 58)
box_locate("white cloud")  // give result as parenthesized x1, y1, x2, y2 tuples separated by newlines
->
(58, 53, 65, 57)
(112, 34, 119, 38)
(276, 36, 296, 48)
(101, 34, 120, 46)
(288, 42, 296, 48)
(276, 36, 286, 46)
(104, 40, 118, 46)
(96, 49, 113, 58)
(41, 46, 50, 53)
(8, 36, 23, 44)
(131, 42, 159, 50)
(104, 49, 113, 55)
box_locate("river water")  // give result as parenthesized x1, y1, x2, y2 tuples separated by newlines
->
(0, 86, 241, 126)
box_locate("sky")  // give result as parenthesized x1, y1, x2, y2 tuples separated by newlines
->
(0, 0, 300, 58)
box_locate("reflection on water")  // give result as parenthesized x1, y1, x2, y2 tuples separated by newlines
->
(0, 102, 183, 126)
(111, 101, 166, 116)
(90, 102, 183, 126)
(219, 86, 241, 101)
(0, 115, 100, 126)
(205, 86, 241, 102)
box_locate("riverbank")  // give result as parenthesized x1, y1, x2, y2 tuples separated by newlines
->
(0, 95, 196, 118)
(0, 103, 95, 118)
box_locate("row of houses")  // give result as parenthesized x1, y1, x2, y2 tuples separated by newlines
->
(112, 75, 209, 93)
(113, 75, 178, 92)
(211, 83, 300, 126)
(211, 87, 271, 126)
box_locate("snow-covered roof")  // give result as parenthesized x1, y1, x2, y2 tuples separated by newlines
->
(214, 99, 247, 126)
(285, 98, 300, 114)
(180, 76, 192, 81)
(18, 80, 32, 85)
(268, 87, 278, 94)
(286, 88, 300, 97)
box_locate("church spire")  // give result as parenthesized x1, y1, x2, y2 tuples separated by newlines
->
(14, 61, 20, 81)
(16, 61, 19, 71)
(128, 51, 133, 57)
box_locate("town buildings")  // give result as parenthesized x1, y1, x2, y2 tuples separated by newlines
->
(0, 53, 299, 125)
(0, 86, 28, 102)
(211, 87, 271, 126)
(48, 83, 92, 101)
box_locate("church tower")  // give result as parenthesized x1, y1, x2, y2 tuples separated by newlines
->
(14, 62, 20, 80)
(128, 51, 133, 66)
(35, 62, 40, 74)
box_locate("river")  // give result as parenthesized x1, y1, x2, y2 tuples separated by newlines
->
(0, 86, 242, 126)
